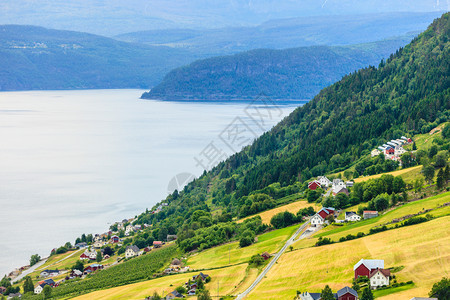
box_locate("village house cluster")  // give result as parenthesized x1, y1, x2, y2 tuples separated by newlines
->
(308, 176, 353, 196)
(371, 136, 412, 163)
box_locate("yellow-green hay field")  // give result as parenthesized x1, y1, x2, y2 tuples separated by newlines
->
(188, 224, 299, 269)
(72, 264, 250, 300)
(246, 216, 450, 300)
(238, 200, 320, 224)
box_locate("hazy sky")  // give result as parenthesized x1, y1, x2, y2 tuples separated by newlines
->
(0, 0, 448, 35)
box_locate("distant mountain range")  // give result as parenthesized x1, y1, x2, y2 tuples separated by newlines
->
(141, 37, 416, 101)
(0, 1, 446, 36)
(0, 25, 200, 91)
(116, 12, 443, 55)
(0, 11, 444, 92)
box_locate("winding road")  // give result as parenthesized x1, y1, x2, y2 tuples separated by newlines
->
(236, 220, 314, 299)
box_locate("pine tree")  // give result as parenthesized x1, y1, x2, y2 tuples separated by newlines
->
(23, 276, 34, 294)
(437, 168, 445, 189)
(321, 285, 335, 300)
(361, 287, 374, 300)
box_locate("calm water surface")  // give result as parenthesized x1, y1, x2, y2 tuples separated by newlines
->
(0, 89, 297, 276)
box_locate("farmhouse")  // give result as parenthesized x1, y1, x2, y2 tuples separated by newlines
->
(110, 235, 120, 243)
(311, 207, 335, 227)
(80, 250, 97, 260)
(354, 259, 384, 279)
(317, 176, 332, 187)
(345, 212, 361, 222)
(299, 286, 358, 300)
(369, 268, 390, 289)
(165, 290, 185, 299)
(93, 241, 104, 248)
(363, 211, 379, 219)
(261, 252, 271, 260)
(308, 180, 321, 190)
(192, 272, 209, 282)
(153, 241, 163, 248)
(34, 279, 55, 294)
(371, 149, 381, 157)
(125, 245, 140, 258)
(333, 186, 349, 196)
(40, 269, 59, 277)
(75, 242, 87, 248)
(84, 264, 103, 273)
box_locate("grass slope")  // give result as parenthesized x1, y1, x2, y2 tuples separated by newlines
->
(72, 264, 250, 300)
(246, 216, 450, 299)
(187, 224, 299, 269)
(237, 200, 320, 224)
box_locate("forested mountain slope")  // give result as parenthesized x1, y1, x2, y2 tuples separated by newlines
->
(142, 38, 416, 101)
(136, 12, 449, 233)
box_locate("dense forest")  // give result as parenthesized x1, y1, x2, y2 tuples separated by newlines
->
(142, 38, 414, 101)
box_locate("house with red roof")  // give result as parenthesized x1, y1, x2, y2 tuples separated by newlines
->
(308, 180, 321, 190)
(310, 207, 335, 227)
(153, 241, 163, 248)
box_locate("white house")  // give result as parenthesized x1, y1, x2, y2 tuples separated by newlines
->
(394, 146, 407, 156)
(317, 176, 332, 187)
(371, 149, 382, 157)
(332, 179, 346, 191)
(369, 268, 390, 289)
(345, 212, 361, 222)
(125, 225, 135, 236)
(125, 245, 140, 258)
(310, 207, 335, 227)
(34, 284, 44, 294)
(93, 241, 104, 249)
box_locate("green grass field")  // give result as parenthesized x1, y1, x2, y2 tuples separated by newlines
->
(187, 224, 299, 269)
(246, 216, 450, 300)
(313, 192, 449, 240)
(238, 200, 320, 224)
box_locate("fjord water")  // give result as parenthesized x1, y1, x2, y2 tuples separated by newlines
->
(0, 89, 296, 277)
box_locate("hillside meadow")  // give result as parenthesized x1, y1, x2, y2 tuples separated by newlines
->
(246, 216, 450, 299)
(187, 224, 299, 269)
(71, 263, 250, 300)
(237, 200, 320, 225)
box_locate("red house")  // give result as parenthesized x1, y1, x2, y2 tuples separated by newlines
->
(261, 252, 271, 260)
(385, 147, 395, 155)
(111, 235, 119, 243)
(79, 253, 90, 260)
(318, 207, 335, 219)
(354, 259, 384, 279)
(153, 241, 163, 248)
(308, 180, 321, 190)
(144, 246, 152, 253)
(337, 286, 358, 300)
(84, 264, 103, 273)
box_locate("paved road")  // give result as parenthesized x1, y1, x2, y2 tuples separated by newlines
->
(236, 220, 312, 300)
(12, 248, 81, 283)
